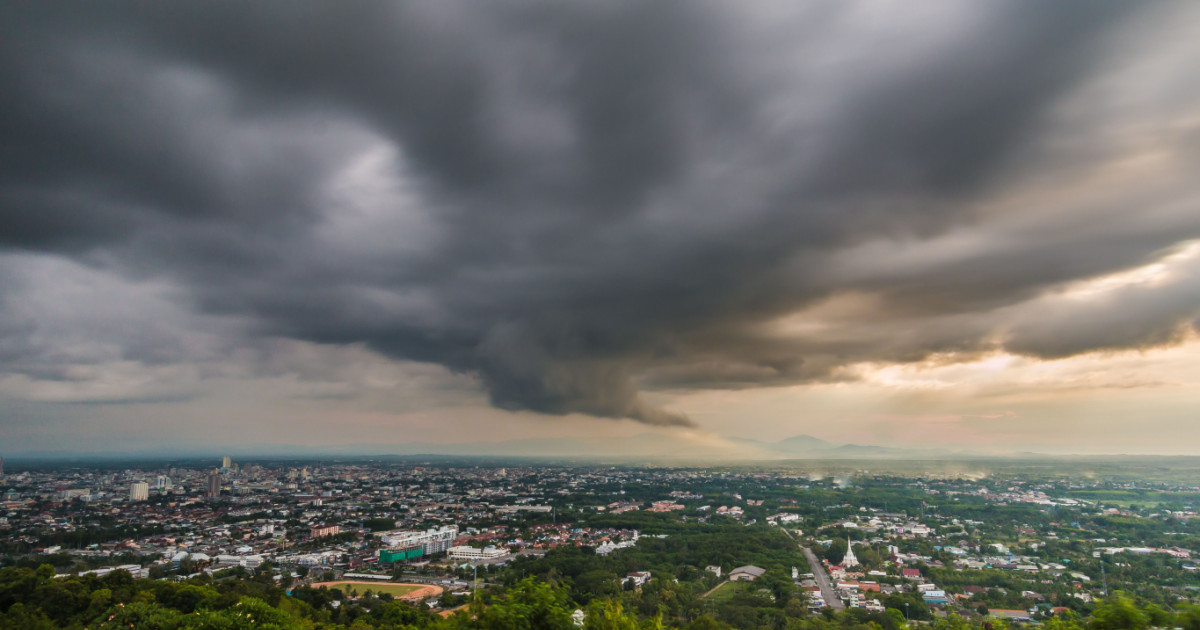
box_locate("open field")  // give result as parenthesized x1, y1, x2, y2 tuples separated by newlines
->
(699, 580, 731, 600)
(704, 581, 757, 604)
(309, 581, 443, 600)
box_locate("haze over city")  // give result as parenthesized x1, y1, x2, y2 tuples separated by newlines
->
(3, 1, 1200, 457)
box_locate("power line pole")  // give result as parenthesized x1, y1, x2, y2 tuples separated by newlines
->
(1100, 558, 1108, 598)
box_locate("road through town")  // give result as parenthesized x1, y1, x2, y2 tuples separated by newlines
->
(801, 546, 844, 611)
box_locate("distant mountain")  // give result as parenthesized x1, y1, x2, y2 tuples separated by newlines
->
(829, 443, 908, 456)
(729, 433, 841, 455)
(724, 434, 943, 459)
(6, 434, 761, 463)
(367, 432, 775, 462)
(370, 433, 935, 461)
(416, 432, 931, 460)
(2, 431, 999, 463)
(10, 435, 1187, 463)
(773, 434, 835, 453)
(772, 432, 830, 446)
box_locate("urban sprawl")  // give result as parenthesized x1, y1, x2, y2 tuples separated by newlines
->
(0, 456, 1198, 629)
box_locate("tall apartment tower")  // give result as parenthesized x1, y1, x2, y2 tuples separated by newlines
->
(207, 470, 221, 498)
(221, 456, 232, 469)
(0, 456, 5, 476)
(129, 482, 149, 501)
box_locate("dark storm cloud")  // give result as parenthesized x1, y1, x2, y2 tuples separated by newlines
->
(1, 1, 1199, 423)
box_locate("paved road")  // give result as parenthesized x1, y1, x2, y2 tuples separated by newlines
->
(800, 546, 844, 611)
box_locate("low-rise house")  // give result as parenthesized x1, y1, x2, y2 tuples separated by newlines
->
(730, 565, 766, 581)
(309, 524, 340, 539)
(625, 571, 652, 587)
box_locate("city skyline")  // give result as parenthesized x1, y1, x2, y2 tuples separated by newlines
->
(3, 2, 1200, 456)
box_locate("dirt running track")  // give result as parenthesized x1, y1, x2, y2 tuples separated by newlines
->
(396, 583, 443, 600)
(309, 581, 443, 601)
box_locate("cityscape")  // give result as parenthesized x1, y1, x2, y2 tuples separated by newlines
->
(3, 1, 1200, 629)
(2, 455, 1200, 628)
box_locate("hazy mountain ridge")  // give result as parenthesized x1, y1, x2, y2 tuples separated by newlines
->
(7, 433, 914, 461)
(10, 433, 1176, 462)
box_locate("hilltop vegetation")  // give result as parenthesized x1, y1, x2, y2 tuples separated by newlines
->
(3, 565, 1199, 630)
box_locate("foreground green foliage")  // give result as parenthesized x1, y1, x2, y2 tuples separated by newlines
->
(0, 564, 1195, 630)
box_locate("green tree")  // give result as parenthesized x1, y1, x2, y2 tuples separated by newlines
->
(90, 601, 187, 630)
(686, 617, 734, 630)
(1089, 594, 1148, 630)
(585, 601, 641, 630)
(474, 579, 574, 630)
(1044, 612, 1085, 630)
(1177, 604, 1200, 630)
(0, 602, 57, 630)
(824, 541, 848, 565)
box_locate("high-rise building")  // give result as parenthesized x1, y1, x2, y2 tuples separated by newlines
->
(207, 470, 221, 498)
(221, 456, 232, 469)
(0, 456, 4, 476)
(154, 475, 173, 490)
(129, 482, 149, 501)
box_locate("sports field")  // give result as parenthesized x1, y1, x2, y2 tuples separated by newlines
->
(309, 581, 443, 600)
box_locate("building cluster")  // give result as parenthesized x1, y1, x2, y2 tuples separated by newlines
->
(2, 456, 1198, 621)
(784, 476, 1200, 619)
(0, 460, 688, 585)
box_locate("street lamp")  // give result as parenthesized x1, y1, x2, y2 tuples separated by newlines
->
(905, 603, 910, 624)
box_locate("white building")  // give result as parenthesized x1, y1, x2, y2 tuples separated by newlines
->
(625, 571, 652, 587)
(380, 526, 459, 555)
(215, 554, 264, 569)
(448, 545, 508, 561)
(129, 482, 149, 501)
(842, 540, 859, 567)
(494, 505, 553, 514)
(293, 552, 338, 567)
(596, 532, 639, 556)
(80, 564, 148, 579)
(730, 566, 766, 581)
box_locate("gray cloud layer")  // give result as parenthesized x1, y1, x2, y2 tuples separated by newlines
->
(2, 1, 1199, 425)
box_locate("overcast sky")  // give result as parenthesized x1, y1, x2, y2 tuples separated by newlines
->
(2, 1, 1199, 456)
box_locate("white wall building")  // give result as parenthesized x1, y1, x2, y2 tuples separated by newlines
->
(129, 482, 149, 501)
(380, 525, 459, 554)
(625, 571, 652, 587)
(447, 545, 508, 561)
